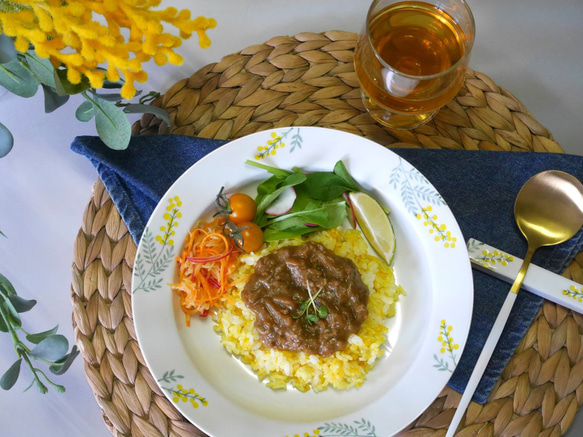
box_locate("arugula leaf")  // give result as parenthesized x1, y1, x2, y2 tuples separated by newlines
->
(301, 172, 355, 201)
(255, 172, 306, 220)
(264, 226, 322, 241)
(333, 160, 360, 191)
(247, 159, 357, 240)
(245, 159, 292, 178)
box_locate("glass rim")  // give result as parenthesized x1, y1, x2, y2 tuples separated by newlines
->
(364, 0, 476, 81)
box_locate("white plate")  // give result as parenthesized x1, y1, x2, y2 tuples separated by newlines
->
(131, 127, 473, 437)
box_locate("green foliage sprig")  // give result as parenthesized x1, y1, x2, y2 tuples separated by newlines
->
(0, 34, 169, 157)
(293, 285, 329, 325)
(0, 233, 78, 394)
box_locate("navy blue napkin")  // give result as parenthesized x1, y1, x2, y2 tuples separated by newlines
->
(71, 134, 583, 403)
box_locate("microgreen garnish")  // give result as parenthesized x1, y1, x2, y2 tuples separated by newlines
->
(293, 284, 328, 324)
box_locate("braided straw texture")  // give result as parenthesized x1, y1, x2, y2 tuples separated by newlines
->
(72, 31, 583, 436)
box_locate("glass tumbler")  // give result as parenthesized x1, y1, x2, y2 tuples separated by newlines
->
(354, 0, 475, 129)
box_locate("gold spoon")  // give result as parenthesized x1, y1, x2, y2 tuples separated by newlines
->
(446, 170, 583, 437)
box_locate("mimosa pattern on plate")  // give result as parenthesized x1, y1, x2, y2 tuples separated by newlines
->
(157, 369, 208, 409)
(255, 128, 303, 159)
(134, 196, 182, 293)
(434, 319, 459, 373)
(389, 158, 458, 248)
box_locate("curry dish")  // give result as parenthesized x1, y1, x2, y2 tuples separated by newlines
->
(242, 241, 369, 357)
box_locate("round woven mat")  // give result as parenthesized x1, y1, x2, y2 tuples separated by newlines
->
(72, 31, 583, 436)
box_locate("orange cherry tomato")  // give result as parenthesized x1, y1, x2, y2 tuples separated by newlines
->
(238, 221, 264, 252)
(229, 193, 257, 225)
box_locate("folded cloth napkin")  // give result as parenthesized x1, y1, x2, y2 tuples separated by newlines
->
(72, 134, 583, 403)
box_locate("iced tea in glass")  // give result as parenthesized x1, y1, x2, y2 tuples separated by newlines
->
(354, 0, 475, 129)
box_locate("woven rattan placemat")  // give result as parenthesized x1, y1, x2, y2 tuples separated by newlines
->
(71, 31, 583, 437)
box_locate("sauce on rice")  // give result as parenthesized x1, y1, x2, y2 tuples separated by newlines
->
(241, 241, 369, 357)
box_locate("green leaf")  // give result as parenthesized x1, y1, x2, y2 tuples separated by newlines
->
(49, 346, 79, 375)
(0, 272, 17, 296)
(245, 159, 292, 178)
(24, 52, 55, 87)
(301, 172, 354, 201)
(0, 358, 22, 390)
(255, 172, 306, 219)
(333, 160, 360, 192)
(30, 335, 69, 361)
(306, 313, 319, 324)
(0, 57, 38, 97)
(89, 95, 131, 150)
(102, 79, 124, 89)
(0, 293, 21, 328)
(75, 100, 94, 122)
(8, 295, 36, 313)
(0, 121, 14, 158)
(122, 104, 170, 125)
(0, 35, 17, 64)
(26, 325, 59, 344)
(54, 68, 90, 96)
(42, 84, 69, 113)
(263, 225, 321, 241)
(93, 92, 123, 102)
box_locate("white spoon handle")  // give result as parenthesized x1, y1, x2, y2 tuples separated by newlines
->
(444, 290, 518, 436)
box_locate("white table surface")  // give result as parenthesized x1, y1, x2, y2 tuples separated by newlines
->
(0, 1, 582, 436)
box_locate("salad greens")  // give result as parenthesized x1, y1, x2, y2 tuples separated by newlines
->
(245, 160, 361, 241)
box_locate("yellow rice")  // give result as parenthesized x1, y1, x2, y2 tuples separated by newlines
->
(213, 227, 404, 392)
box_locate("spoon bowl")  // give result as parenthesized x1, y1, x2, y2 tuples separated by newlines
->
(515, 170, 583, 249)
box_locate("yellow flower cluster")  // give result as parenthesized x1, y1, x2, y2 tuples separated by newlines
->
(0, 0, 216, 99)
(155, 196, 182, 246)
(172, 384, 208, 408)
(416, 205, 457, 248)
(438, 320, 459, 355)
(256, 131, 285, 159)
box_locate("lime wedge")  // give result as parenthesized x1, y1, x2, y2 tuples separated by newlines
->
(348, 192, 396, 265)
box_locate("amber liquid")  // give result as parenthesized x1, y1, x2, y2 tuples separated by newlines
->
(355, 1, 468, 115)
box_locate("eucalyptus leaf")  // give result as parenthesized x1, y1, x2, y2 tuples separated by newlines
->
(42, 84, 69, 113)
(0, 35, 17, 64)
(54, 68, 90, 96)
(93, 92, 123, 102)
(0, 294, 21, 328)
(0, 272, 17, 297)
(0, 312, 7, 332)
(102, 79, 124, 89)
(0, 57, 38, 97)
(30, 334, 68, 361)
(0, 358, 22, 390)
(49, 346, 79, 375)
(75, 100, 94, 122)
(89, 95, 131, 150)
(26, 325, 59, 344)
(25, 52, 56, 87)
(8, 295, 36, 313)
(0, 121, 14, 157)
(122, 104, 170, 125)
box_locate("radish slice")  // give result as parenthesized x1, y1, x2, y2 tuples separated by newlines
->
(265, 186, 296, 215)
(344, 192, 357, 228)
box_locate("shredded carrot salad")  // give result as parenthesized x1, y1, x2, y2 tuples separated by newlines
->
(170, 219, 242, 326)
